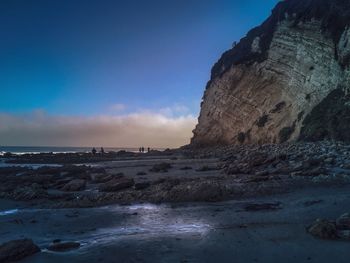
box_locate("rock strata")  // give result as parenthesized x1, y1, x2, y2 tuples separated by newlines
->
(192, 0, 350, 146)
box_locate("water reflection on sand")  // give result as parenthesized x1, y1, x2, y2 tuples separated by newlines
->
(82, 203, 211, 248)
(0, 209, 19, 216)
(0, 202, 212, 250)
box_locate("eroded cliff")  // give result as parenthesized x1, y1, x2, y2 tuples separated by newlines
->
(191, 0, 350, 146)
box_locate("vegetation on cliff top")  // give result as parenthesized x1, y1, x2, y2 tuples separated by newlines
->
(210, 0, 350, 80)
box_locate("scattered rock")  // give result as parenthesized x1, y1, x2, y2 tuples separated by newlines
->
(90, 173, 112, 183)
(149, 163, 172, 173)
(180, 166, 193, 170)
(166, 181, 225, 202)
(243, 202, 282, 212)
(0, 239, 40, 262)
(248, 153, 270, 167)
(196, 166, 220, 172)
(62, 179, 86, 192)
(308, 212, 350, 240)
(337, 230, 350, 240)
(47, 241, 80, 252)
(1, 141, 350, 207)
(134, 182, 151, 190)
(12, 184, 48, 200)
(225, 165, 242, 175)
(303, 200, 323, 207)
(99, 178, 134, 192)
(307, 219, 338, 239)
(336, 213, 350, 230)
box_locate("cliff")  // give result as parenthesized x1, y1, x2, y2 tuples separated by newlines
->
(191, 0, 350, 146)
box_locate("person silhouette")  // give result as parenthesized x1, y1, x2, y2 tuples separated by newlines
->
(139, 147, 142, 153)
(147, 147, 150, 153)
(92, 147, 97, 155)
(141, 146, 144, 153)
(100, 147, 105, 154)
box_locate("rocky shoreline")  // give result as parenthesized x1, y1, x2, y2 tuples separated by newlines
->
(0, 141, 349, 208)
(1, 141, 350, 262)
(2, 149, 169, 164)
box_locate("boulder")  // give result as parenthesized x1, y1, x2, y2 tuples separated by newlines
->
(179, 166, 192, 171)
(336, 213, 350, 230)
(307, 219, 338, 239)
(136, 171, 147, 176)
(13, 184, 48, 200)
(244, 202, 281, 212)
(62, 179, 86, 192)
(47, 241, 80, 252)
(195, 165, 220, 172)
(337, 230, 350, 240)
(99, 178, 134, 192)
(301, 167, 327, 177)
(225, 165, 242, 175)
(0, 239, 40, 262)
(166, 181, 225, 202)
(248, 153, 270, 167)
(149, 163, 172, 173)
(134, 181, 151, 190)
(90, 173, 112, 183)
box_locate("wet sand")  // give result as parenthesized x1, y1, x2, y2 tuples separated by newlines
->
(1, 185, 350, 262)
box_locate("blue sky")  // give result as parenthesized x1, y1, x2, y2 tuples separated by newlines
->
(0, 0, 279, 147)
(0, 0, 279, 116)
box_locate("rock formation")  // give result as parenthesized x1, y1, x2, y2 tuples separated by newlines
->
(191, 0, 350, 146)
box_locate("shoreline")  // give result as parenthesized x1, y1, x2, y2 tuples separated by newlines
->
(0, 141, 349, 208)
(2, 141, 350, 262)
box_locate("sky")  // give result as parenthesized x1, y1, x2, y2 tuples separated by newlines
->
(0, 0, 279, 147)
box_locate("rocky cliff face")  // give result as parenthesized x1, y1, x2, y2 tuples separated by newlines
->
(191, 0, 350, 146)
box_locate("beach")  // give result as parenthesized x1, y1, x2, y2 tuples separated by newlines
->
(1, 142, 350, 262)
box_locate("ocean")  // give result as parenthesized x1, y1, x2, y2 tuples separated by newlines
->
(0, 146, 151, 155)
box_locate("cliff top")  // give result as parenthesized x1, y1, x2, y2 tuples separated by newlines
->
(211, 0, 350, 79)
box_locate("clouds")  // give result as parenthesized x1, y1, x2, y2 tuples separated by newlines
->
(109, 103, 126, 112)
(0, 110, 197, 148)
(158, 103, 191, 117)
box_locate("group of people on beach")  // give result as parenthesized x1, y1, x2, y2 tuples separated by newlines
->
(139, 147, 150, 153)
(91, 147, 104, 155)
(90, 147, 151, 155)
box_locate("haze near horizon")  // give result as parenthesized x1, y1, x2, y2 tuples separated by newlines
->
(0, 0, 279, 147)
